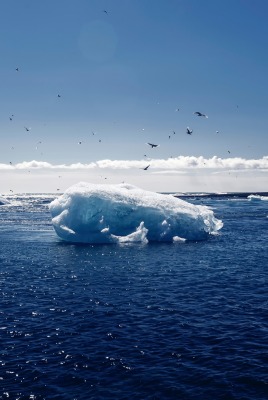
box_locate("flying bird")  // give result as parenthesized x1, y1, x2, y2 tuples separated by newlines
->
(15, 67, 19, 72)
(103, 10, 108, 14)
(24, 127, 30, 132)
(147, 142, 159, 148)
(194, 111, 208, 118)
(141, 165, 150, 170)
(186, 127, 193, 135)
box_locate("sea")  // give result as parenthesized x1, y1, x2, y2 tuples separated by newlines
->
(0, 192, 267, 400)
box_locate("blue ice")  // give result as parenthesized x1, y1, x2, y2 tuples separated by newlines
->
(49, 182, 223, 244)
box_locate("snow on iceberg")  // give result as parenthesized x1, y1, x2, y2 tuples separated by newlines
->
(49, 182, 223, 244)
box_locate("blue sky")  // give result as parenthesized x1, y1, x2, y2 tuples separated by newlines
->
(1, 0, 268, 193)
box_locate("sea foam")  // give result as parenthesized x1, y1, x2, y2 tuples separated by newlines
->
(49, 182, 223, 244)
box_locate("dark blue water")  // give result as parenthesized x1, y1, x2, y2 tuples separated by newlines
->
(0, 194, 267, 399)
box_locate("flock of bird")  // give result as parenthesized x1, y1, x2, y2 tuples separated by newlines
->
(8, 70, 218, 179)
(143, 110, 211, 169)
(6, 7, 230, 191)
(9, 68, 213, 170)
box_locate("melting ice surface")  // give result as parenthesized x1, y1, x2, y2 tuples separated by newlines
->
(49, 182, 223, 244)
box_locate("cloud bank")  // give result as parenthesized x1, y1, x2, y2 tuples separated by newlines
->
(1, 156, 268, 172)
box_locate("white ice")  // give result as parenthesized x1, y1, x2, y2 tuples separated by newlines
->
(0, 196, 10, 205)
(49, 182, 223, 244)
(248, 194, 268, 201)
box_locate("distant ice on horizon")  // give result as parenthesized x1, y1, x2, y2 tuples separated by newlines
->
(49, 182, 223, 244)
(247, 194, 268, 201)
(0, 196, 10, 205)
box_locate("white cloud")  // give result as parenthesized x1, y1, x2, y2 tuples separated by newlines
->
(2, 156, 268, 171)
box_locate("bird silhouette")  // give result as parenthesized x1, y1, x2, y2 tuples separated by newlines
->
(147, 142, 159, 148)
(186, 127, 193, 135)
(194, 111, 208, 118)
(141, 164, 150, 170)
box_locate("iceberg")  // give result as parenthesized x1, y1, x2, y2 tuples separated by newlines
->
(0, 196, 10, 205)
(247, 194, 268, 201)
(49, 182, 223, 244)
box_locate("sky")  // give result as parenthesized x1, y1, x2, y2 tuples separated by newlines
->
(1, 0, 268, 193)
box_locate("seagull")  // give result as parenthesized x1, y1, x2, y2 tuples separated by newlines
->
(24, 127, 30, 132)
(147, 142, 159, 148)
(194, 111, 208, 118)
(186, 127, 193, 135)
(141, 164, 150, 170)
